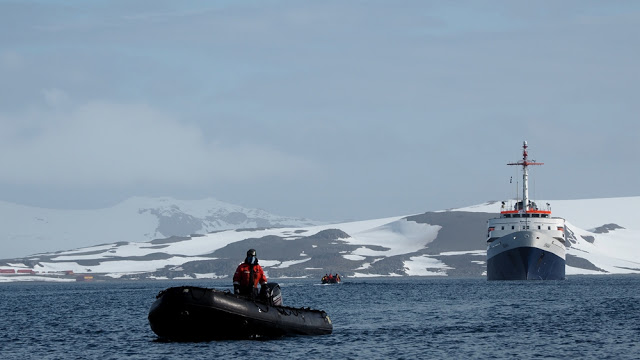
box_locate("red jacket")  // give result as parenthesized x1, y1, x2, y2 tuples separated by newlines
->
(233, 263, 267, 289)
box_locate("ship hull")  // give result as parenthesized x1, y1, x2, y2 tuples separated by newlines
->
(487, 231, 565, 280)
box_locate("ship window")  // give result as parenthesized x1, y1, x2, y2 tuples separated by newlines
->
(511, 226, 515, 230)
(513, 214, 520, 218)
(501, 226, 504, 230)
(548, 226, 551, 230)
(504, 214, 511, 218)
(538, 226, 541, 229)
(524, 214, 530, 218)
(526, 226, 530, 229)
(533, 214, 540, 218)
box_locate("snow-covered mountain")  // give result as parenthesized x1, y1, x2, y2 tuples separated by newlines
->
(0, 197, 322, 259)
(1, 197, 639, 282)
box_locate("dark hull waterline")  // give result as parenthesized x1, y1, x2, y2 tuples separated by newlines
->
(487, 246, 565, 280)
(148, 286, 332, 341)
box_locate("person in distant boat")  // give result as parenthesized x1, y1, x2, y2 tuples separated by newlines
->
(233, 249, 267, 297)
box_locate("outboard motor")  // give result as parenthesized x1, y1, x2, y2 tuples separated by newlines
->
(262, 283, 282, 306)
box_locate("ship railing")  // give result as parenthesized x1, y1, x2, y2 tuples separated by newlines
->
(500, 200, 552, 214)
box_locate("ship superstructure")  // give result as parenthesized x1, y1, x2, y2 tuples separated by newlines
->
(486, 141, 566, 280)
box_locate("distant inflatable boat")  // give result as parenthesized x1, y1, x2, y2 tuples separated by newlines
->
(321, 274, 341, 284)
(148, 284, 332, 341)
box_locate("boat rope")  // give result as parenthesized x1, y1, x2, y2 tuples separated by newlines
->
(276, 307, 300, 316)
(155, 289, 167, 299)
(184, 287, 207, 300)
(276, 307, 291, 316)
(254, 302, 270, 313)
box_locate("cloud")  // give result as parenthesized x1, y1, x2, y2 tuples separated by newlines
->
(0, 97, 314, 188)
(1, 1, 640, 219)
(43, 88, 71, 108)
(0, 50, 24, 70)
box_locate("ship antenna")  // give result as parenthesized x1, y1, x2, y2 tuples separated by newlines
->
(507, 141, 543, 212)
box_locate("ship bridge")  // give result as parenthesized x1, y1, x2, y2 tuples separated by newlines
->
(500, 200, 551, 218)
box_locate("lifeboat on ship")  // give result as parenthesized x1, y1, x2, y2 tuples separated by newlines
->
(148, 283, 332, 341)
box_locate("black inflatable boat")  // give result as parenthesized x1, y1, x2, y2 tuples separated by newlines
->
(148, 283, 333, 341)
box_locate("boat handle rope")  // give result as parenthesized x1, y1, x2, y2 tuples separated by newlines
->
(254, 302, 270, 313)
(276, 307, 299, 316)
(181, 287, 208, 300)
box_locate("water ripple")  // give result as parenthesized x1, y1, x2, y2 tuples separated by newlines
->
(0, 276, 639, 359)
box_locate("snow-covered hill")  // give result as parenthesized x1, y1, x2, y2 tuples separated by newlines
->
(0, 197, 640, 281)
(0, 197, 322, 259)
(1, 197, 639, 282)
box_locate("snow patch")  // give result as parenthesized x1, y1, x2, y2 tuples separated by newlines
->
(439, 250, 485, 256)
(343, 254, 366, 261)
(346, 219, 440, 257)
(351, 272, 404, 278)
(269, 258, 311, 269)
(403, 255, 452, 276)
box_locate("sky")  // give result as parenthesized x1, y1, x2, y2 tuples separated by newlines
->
(1, 0, 639, 222)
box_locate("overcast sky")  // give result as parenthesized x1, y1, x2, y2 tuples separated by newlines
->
(1, 1, 639, 222)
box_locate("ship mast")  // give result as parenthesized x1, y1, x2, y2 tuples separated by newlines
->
(508, 141, 543, 212)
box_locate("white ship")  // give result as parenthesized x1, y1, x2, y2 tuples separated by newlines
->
(486, 141, 566, 280)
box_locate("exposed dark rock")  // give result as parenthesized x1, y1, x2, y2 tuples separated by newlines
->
(357, 256, 407, 276)
(581, 235, 595, 244)
(432, 254, 486, 277)
(564, 227, 578, 247)
(235, 227, 277, 232)
(305, 229, 351, 241)
(255, 218, 273, 228)
(114, 252, 176, 261)
(68, 252, 178, 266)
(223, 212, 249, 224)
(614, 266, 640, 272)
(592, 223, 625, 234)
(149, 258, 239, 280)
(141, 245, 170, 249)
(566, 254, 607, 273)
(39, 249, 108, 257)
(150, 236, 191, 245)
(406, 211, 493, 254)
(142, 207, 204, 236)
(213, 229, 357, 262)
(91, 241, 128, 248)
(76, 259, 102, 266)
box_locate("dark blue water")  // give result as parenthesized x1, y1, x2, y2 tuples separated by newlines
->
(1, 276, 639, 359)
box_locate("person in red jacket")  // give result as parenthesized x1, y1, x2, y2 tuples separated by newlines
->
(233, 249, 267, 297)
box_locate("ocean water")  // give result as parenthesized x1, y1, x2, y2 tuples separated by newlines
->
(1, 276, 639, 359)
